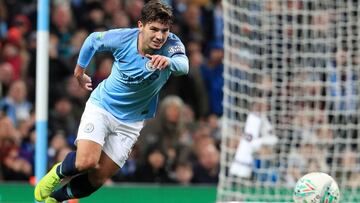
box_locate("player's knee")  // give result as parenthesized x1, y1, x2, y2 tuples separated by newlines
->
(75, 157, 98, 171)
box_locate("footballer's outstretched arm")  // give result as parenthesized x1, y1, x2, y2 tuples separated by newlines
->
(168, 54, 189, 76)
(145, 53, 189, 75)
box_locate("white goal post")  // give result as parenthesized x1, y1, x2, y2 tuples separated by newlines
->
(218, 0, 360, 202)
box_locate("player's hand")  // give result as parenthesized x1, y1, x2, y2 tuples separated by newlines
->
(145, 54, 169, 70)
(76, 74, 93, 91)
(74, 64, 93, 91)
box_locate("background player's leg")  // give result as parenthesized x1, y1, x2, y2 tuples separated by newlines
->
(50, 151, 120, 201)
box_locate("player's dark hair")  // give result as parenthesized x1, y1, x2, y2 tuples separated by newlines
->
(140, 0, 173, 25)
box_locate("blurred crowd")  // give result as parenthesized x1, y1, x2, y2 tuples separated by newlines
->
(0, 0, 224, 185)
(223, 0, 360, 188)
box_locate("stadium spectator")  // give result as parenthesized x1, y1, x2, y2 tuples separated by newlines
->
(340, 149, 360, 188)
(0, 0, 8, 39)
(2, 145, 32, 181)
(50, 2, 75, 60)
(139, 95, 190, 171)
(201, 0, 223, 52)
(200, 42, 224, 116)
(134, 145, 173, 183)
(69, 29, 89, 60)
(177, 3, 204, 45)
(173, 161, 193, 185)
(17, 116, 35, 171)
(161, 49, 208, 119)
(48, 131, 70, 166)
(0, 107, 32, 181)
(64, 76, 89, 120)
(49, 96, 78, 141)
(191, 136, 219, 184)
(0, 62, 14, 97)
(0, 111, 21, 153)
(102, 0, 124, 19)
(125, 0, 144, 26)
(287, 138, 329, 187)
(328, 48, 359, 113)
(82, 2, 106, 32)
(110, 10, 131, 29)
(1, 40, 23, 80)
(93, 54, 113, 88)
(0, 80, 32, 127)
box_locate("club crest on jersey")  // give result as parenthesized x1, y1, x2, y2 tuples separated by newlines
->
(168, 45, 184, 55)
(84, 123, 94, 133)
(145, 61, 156, 71)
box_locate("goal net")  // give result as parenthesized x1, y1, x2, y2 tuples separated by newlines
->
(218, 0, 360, 202)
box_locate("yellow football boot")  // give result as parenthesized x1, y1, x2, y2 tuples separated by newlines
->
(45, 197, 59, 203)
(34, 163, 62, 201)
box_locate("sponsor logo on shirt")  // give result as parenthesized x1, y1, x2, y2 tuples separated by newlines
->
(119, 72, 159, 85)
(168, 45, 185, 55)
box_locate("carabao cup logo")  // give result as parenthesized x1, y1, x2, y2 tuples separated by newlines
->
(294, 178, 317, 198)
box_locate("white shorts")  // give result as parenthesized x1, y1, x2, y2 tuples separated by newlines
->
(76, 102, 144, 167)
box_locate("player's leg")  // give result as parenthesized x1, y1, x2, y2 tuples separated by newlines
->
(48, 118, 143, 202)
(35, 102, 107, 201)
(34, 140, 102, 202)
(49, 151, 119, 202)
(54, 139, 102, 179)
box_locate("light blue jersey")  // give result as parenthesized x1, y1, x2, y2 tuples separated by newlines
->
(77, 28, 189, 122)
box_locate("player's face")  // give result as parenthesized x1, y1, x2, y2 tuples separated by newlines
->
(138, 21, 170, 50)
